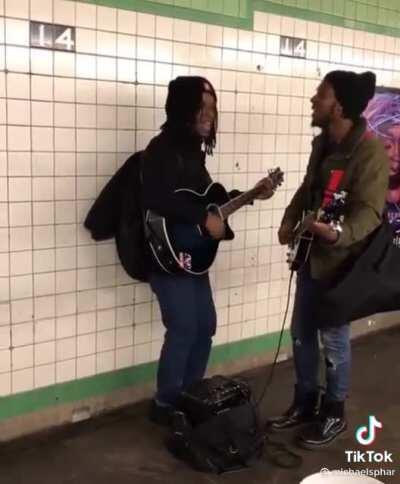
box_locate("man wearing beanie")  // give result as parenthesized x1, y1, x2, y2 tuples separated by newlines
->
(141, 76, 272, 425)
(268, 70, 389, 449)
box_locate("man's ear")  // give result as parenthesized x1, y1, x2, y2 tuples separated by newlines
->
(333, 101, 344, 119)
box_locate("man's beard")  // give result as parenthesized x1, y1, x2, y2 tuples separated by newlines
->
(389, 171, 400, 190)
(311, 113, 330, 129)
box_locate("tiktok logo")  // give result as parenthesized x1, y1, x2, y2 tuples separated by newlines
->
(356, 416, 383, 446)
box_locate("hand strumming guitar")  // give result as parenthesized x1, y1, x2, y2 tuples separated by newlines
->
(278, 222, 295, 245)
(302, 213, 339, 243)
(205, 212, 225, 240)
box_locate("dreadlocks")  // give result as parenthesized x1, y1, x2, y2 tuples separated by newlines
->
(162, 76, 218, 155)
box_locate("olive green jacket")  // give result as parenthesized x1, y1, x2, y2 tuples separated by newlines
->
(281, 118, 389, 280)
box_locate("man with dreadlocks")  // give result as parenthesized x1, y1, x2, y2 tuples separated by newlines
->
(142, 76, 272, 425)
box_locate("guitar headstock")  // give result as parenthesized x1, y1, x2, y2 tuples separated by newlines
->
(267, 167, 284, 191)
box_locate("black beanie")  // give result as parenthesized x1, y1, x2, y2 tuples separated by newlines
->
(165, 76, 217, 126)
(324, 70, 376, 121)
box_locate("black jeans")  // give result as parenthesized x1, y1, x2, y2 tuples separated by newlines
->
(149, 271, 217, 405)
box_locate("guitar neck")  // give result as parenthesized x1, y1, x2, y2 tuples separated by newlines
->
(219, 186, 263, 220)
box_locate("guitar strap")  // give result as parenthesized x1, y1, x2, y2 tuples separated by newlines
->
(138, 152, 151, 241)
(321, 169, 345, 208)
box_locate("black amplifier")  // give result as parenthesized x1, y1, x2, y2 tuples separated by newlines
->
(179, 375, 252, 425)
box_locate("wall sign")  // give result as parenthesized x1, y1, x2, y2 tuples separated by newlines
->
(30, 21, 75, 52)
(280, 36, 306, 58)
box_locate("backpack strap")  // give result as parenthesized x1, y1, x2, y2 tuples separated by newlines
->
(139, 151, 145, 185)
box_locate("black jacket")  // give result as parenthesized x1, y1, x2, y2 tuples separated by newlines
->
(85, 129, 242, 280)
(142, 130, 212, 225)
(142, 129, 241, 233)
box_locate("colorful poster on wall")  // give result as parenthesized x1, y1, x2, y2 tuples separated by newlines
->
(364, 87, 400, 247)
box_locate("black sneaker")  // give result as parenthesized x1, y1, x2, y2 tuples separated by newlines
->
(149, 399, 175, 427)
(298, 400, 347, 449)
(267, 386, 320, 432)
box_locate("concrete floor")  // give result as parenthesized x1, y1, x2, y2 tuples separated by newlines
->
(1, 326, 399, 484)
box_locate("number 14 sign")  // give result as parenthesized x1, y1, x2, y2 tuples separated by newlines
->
(30, 21, 75, 52)
(280, 36, 306, 58)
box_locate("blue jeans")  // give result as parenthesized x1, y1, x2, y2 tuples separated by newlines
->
(149, 271, 217, 406)
(291, 265, 351, 403)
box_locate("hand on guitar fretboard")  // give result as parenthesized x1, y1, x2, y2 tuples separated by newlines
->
(253, 168, 284, 200)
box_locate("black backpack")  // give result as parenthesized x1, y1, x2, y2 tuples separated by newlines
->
(166, 402, 265, 474)
(84, 151, 149, 282)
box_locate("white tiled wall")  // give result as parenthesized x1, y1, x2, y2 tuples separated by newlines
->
(1, 1, 400, 397)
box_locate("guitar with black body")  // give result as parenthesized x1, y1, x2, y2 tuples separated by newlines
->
(145, 168, 284, 275)
(287, 190, 347, 272)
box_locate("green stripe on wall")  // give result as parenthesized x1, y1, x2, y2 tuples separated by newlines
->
(0, 330, 291, 422)
(77, 0, 250, 28)
(74, 0, 400, 37)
